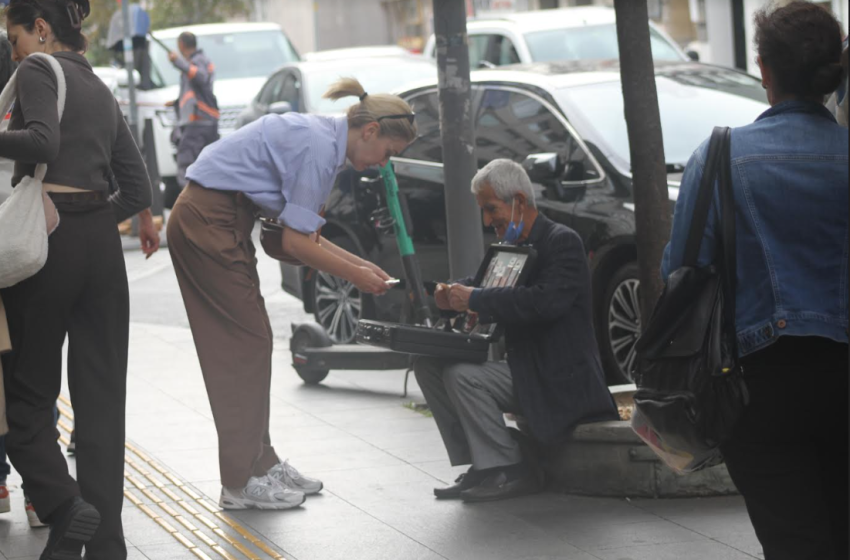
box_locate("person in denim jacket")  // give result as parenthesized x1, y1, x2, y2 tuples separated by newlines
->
(661, 3, 848, 560)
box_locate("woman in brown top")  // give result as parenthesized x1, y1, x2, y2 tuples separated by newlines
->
(0, 1, 155, 558)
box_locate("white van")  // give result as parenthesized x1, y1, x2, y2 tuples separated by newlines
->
(119, 22, 300, 203)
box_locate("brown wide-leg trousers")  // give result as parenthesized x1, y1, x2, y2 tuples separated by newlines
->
(167, 182, 279, 489)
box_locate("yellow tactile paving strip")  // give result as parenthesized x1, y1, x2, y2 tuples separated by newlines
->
(55, 395, 285, 560)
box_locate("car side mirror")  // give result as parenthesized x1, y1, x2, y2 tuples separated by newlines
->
(268, 101, 293, 115)
(522, 153, 562, 184)
(686, 50, 700, 62)
(524, 154, 589, 202)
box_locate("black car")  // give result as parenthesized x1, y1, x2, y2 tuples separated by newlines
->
(281, 61, 768, 384)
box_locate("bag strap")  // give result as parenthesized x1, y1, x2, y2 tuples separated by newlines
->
(682, 126, 726, 267)
(717, 127, 737, 339)
(0, 53, 67, 182)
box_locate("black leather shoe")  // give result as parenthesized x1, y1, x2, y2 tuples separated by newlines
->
(460, 468, 541, 503)
(40, 497, 101, 560)
(434, 468, 486, 500)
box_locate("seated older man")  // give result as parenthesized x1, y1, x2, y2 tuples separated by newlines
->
(415, 159, 618, 503)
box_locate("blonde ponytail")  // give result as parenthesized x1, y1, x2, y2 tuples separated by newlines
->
(323, 77, 417, 143)
(323, 77, 366, 101)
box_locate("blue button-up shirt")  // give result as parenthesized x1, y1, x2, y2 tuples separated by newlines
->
(186, 113, 349, 233)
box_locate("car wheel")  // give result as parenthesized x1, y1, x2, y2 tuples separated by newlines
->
(599, 262, 641, 384)
(310, 236, 373, 343)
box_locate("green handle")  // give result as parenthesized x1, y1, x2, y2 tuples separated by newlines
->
(379, 163, 415, 257)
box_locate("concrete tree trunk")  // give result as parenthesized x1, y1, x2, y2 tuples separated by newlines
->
(432, 0, 484, 279)
(614, 0, 672, 329)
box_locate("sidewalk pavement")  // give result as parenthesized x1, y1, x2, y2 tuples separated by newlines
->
(0, 320, 764, 560)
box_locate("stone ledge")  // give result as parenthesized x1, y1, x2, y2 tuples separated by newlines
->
(544, 420, 738, 499)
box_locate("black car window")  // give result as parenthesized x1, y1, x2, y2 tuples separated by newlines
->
(494, 35, 521, 66)
(277, 73, 300, 111)
(399, 90, 443, 163)
(258, 73, 285, 106)
(468, 35, 490, 69)
(475, 88, 599, 182)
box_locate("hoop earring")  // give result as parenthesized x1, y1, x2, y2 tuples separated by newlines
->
(39, 36, 45, 43)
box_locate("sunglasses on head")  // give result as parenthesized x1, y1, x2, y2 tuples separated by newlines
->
(377, 113, 416, 124)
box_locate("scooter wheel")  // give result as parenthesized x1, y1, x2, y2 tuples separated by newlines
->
(290, 323, 331, 385)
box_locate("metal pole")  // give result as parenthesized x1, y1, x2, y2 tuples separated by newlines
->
(313, 1, 320, 52)
(432, 0, 483, 280)
(120, 0, 139, 143)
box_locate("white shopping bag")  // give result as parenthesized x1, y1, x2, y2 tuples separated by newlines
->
(0, 52, 66, 288)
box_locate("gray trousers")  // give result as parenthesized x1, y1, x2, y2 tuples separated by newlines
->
(414, 357, 522, 470)
(176, 124, 219, 188)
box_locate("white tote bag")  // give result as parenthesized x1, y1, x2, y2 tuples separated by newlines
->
(0, 52, 66, 289)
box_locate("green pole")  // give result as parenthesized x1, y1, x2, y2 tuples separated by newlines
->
(379, 163, 415, 257)
(379, 163, 432, 325)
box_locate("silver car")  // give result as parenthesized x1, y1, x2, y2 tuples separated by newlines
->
(237, 50, 436, 127)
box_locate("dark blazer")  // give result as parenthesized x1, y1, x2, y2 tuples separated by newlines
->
(469, 214, 619, 443)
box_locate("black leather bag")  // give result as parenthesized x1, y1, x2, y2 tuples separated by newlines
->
(631, 127, 749, 474)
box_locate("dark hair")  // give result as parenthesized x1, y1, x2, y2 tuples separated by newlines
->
(0, 36, 16, 92)
(5, 0, 91, 53)
(178, 32, 197, 50)
(754, 1, 843, 98)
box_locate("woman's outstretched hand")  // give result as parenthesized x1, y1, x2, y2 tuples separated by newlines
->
(351, 266, 389, 295)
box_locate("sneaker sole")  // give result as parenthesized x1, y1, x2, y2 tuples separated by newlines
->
(271, 477, 324, 495)
(28, 511, 48, 529)
(42, 506, 101, 560)
(301, 482, 323, 496)
(219, 493, 306, 511)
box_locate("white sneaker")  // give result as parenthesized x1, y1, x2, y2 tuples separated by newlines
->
(0, 484, 9, 514)
(219, 475, 305, 510)
(25, 495, 46, 528)
(268, 459, 323, 495)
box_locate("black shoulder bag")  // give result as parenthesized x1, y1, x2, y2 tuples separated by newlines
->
(631, 126, 749, 474)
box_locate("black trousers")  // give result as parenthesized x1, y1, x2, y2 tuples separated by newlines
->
(721, 337, 849, 560)
(1, 196, 129, 560)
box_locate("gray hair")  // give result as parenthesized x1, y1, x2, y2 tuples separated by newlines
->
(470, 159, 537, 208)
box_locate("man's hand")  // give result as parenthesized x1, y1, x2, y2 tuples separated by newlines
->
(447, 284, 474, 312)
(434, 282, 452, 310)
(168, 51, 178, 63)
(138, 210, 160, 258)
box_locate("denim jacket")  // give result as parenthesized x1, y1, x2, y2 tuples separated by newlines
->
(662, 101, 849, 357)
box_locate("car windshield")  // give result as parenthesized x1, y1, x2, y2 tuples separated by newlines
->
(525, 24, 682, 62)
(149, 30, 299, 87)
(304, 60, 436, 113)
(557, 70, 768, 169)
